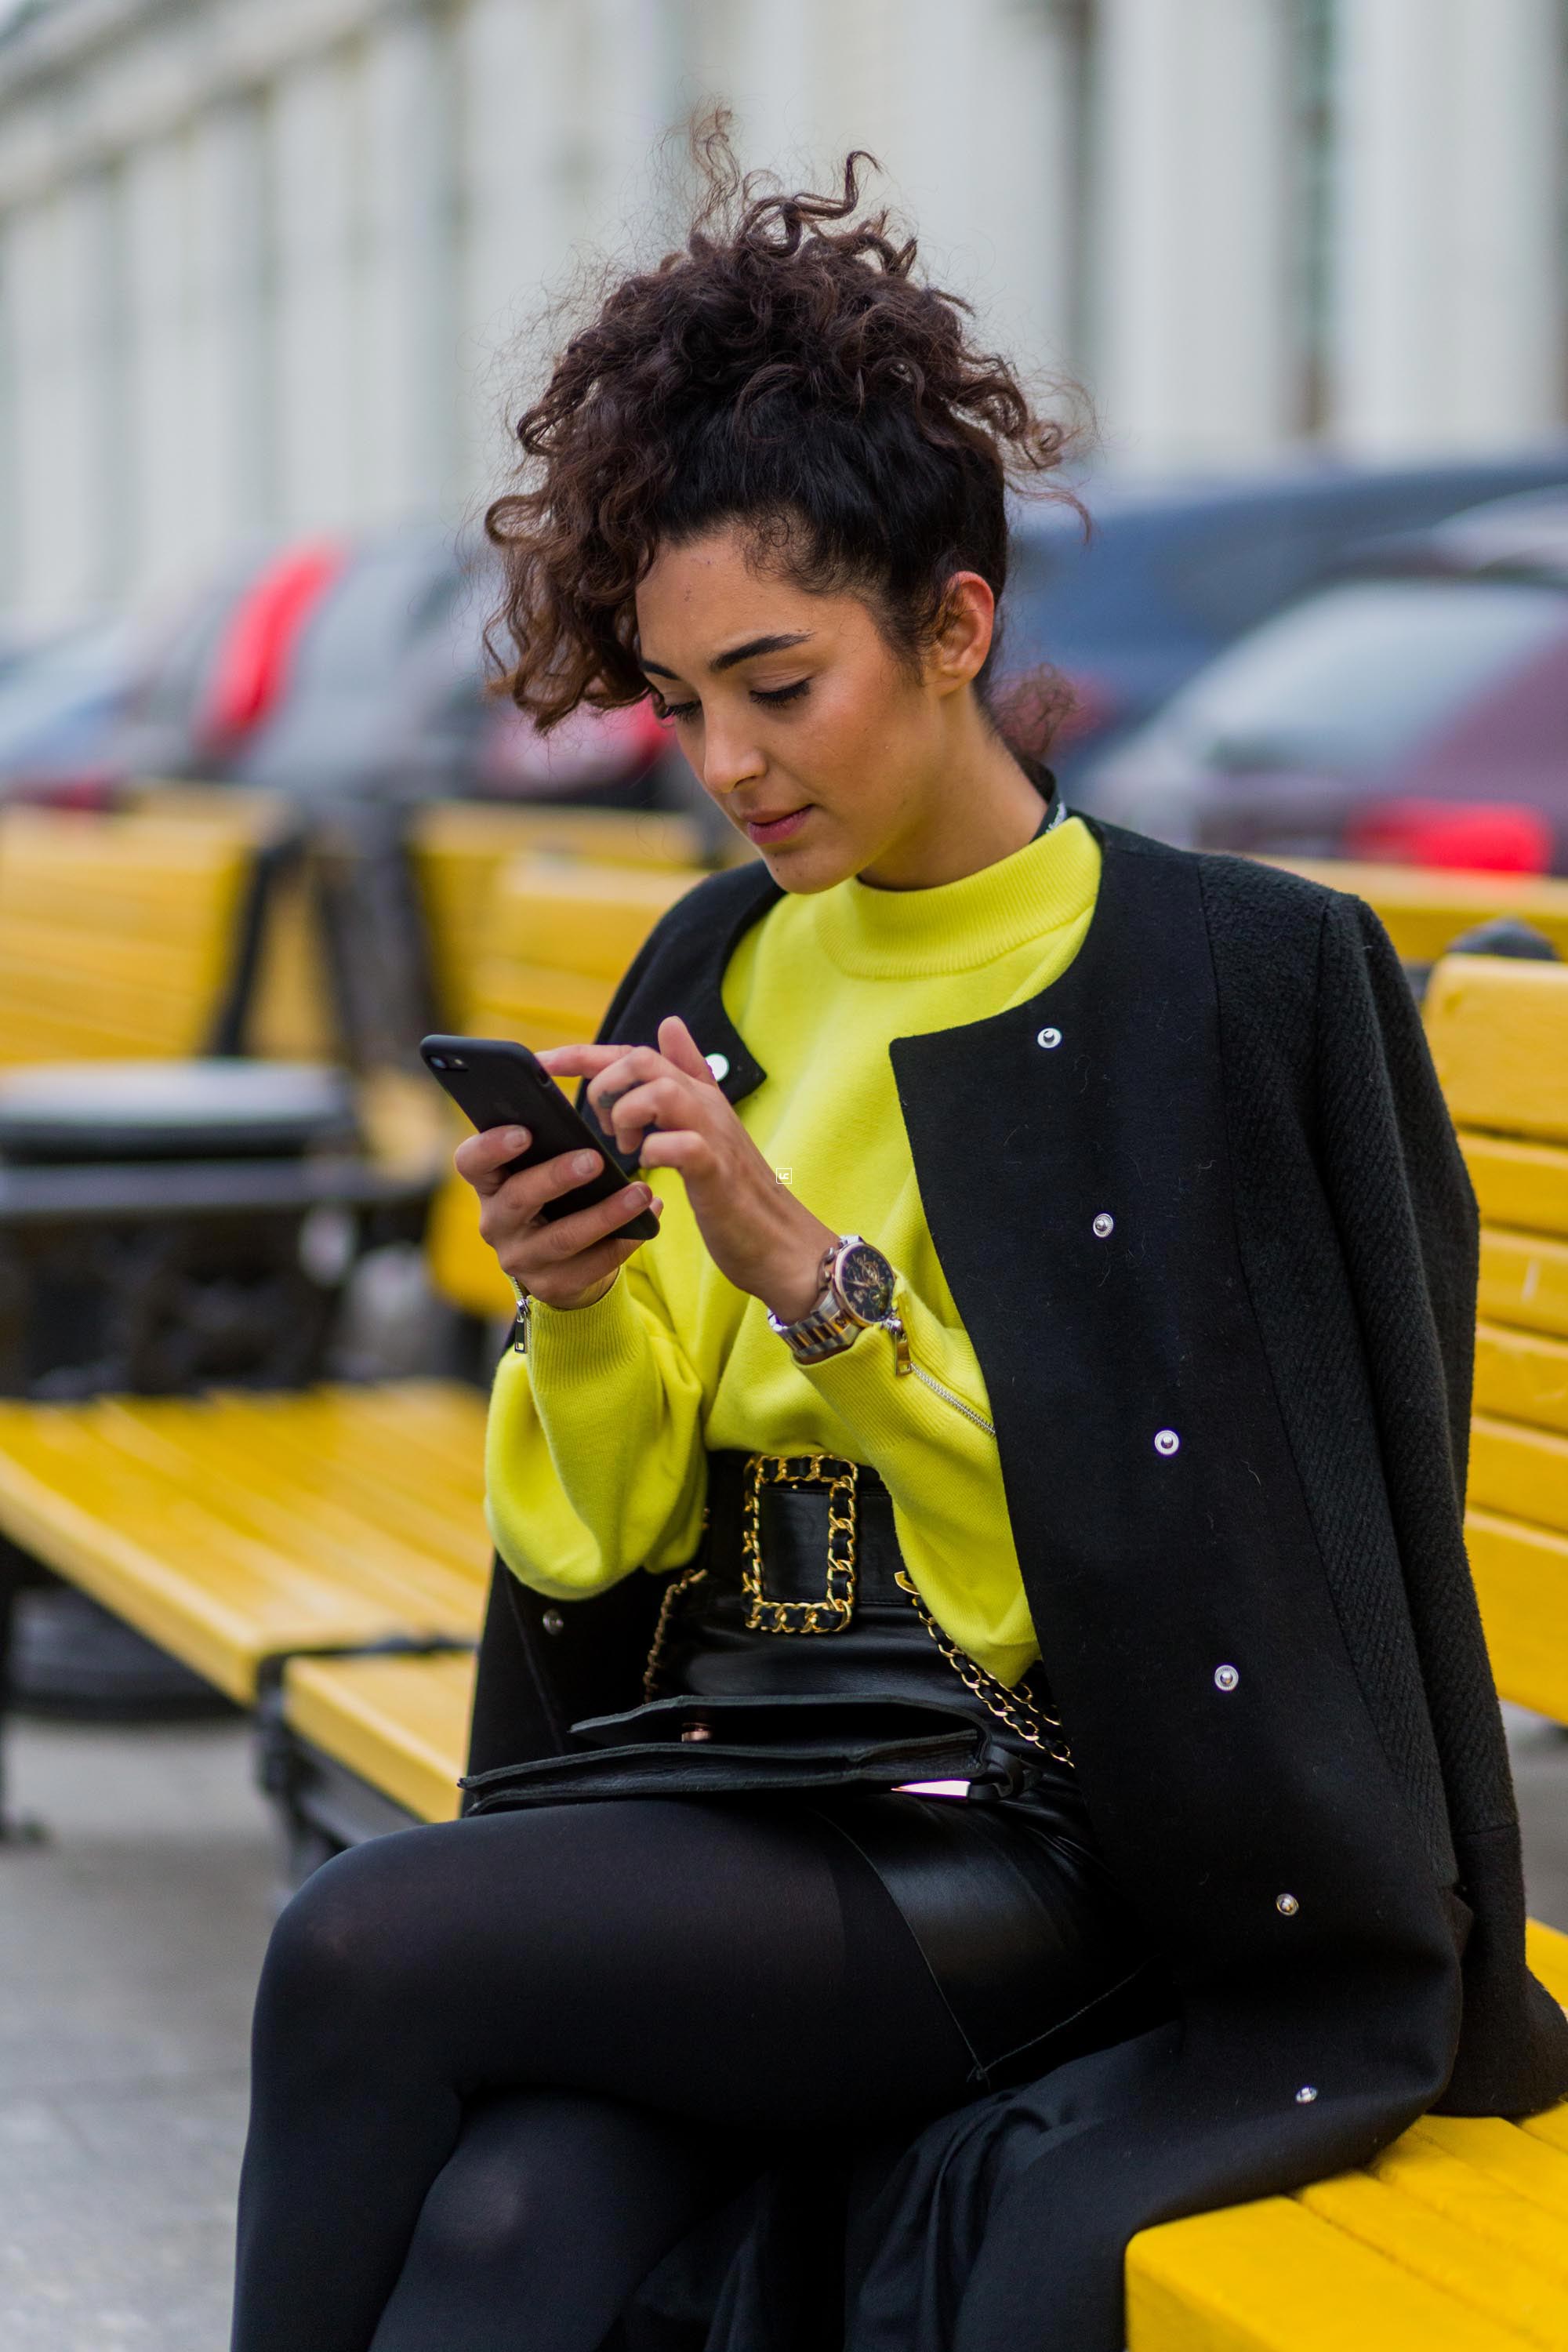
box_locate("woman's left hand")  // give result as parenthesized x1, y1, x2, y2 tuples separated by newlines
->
(537, 1017, 837, 1324)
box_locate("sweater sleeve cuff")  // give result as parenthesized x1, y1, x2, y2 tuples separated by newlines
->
(526, 1276, 645, 1386)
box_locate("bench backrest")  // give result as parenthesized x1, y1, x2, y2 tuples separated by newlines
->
(423, 853, 701, 1318)
(1425, 953, 1568, 1730)
(1279, 857, 1568, 963)
(0, 797, 291, 1064)
(409, 804, 707, 1035)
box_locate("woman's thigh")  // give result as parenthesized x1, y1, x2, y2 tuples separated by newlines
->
(258, 1796, 974, 2134)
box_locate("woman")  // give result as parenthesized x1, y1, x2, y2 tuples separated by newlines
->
(231, 144, 1568, 2352)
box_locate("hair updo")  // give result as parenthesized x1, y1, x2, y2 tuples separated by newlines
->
(485, 122, 1084, 742)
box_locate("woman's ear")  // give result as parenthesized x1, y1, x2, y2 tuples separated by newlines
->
(927, 572, 996, 696)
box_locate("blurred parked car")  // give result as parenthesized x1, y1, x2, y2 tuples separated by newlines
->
(100, 522, 682, 814)
(0, 617, 135, 800)
(98, 538, 343, 791)
(1005, 453, 1568, 777)
(1087, 488, 1568, 870)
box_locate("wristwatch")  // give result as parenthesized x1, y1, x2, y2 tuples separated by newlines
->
(767, 1235, 898, 1366)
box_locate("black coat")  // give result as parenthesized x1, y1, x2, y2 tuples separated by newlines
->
(466, 818, 1568, 2350)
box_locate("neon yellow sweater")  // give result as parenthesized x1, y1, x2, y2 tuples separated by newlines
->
(485, 815, 1101, 1686)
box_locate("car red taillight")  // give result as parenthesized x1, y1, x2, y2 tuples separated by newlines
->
(1345, 797, 1553, 874)
(13, 771, 120, 812)
(198, 539, 347, 753)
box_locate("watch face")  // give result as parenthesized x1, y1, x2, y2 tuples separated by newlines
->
(836, 1241, 895, 1325)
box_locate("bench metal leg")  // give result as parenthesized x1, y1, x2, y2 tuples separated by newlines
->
(0, 1541, 47, 1844)
(254, 1638, 465, 1886)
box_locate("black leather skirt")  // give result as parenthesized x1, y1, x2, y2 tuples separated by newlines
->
(463, 1452, 1164, 2087)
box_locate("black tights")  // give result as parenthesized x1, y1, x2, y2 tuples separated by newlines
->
(232, 1799, 975, 2352)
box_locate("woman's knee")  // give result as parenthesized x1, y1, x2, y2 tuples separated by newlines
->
(395, 2095, 720, 2296)
(254, 1832, 433, 2043)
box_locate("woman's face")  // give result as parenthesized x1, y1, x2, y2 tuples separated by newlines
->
(634, 524, 993, 892)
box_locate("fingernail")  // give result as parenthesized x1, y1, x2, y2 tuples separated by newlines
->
(574, 1151, 599, 1176)
(631, 1183, 651, 1203)
(503, 1127, 529, 1149)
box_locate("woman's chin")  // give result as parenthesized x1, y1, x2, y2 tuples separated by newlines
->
(760, 837, 858, 894)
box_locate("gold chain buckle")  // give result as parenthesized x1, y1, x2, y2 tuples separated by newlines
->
(741, 1452, 858, 1635)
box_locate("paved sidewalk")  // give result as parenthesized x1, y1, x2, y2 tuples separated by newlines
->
(0, 1717, 278, 2352)
(1508, 1701, 1568, 1935)
(0, 1704, 1563, 2350)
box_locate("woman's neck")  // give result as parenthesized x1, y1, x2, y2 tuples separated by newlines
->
(857, 706, 1048, 891)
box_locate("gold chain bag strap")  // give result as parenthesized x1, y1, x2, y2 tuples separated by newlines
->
(894, 1570, 1074, 1766)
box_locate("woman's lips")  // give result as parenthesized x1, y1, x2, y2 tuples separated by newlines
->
(742, 806, 810, 845)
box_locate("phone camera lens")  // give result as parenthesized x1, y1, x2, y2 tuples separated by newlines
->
(427, 1055, 447, 1069)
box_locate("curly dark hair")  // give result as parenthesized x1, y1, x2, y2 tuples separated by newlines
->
(485, 122, 1086, 743)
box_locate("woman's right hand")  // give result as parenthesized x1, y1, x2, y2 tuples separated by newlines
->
(453, 1127, 662, 1311)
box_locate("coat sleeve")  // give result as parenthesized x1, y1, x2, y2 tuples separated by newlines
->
(1316, 893, 1568, 2114)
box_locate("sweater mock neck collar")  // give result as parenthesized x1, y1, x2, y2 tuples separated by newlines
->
(808, 813, 1098, 980)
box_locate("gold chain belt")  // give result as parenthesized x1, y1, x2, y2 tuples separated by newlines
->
(643, 1452, 1073, 1767)
(742, 1451, 858, 1635)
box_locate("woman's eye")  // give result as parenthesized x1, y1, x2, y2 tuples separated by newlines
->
(660, 698, 701, 724)
(751, 680, 810, 709)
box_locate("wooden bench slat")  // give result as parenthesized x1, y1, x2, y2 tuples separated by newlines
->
(489, 859, 696, 985)
(1298, 2170, 1568, 2348)
(283, 1653, 475, 1824)
(1462, 1137, 1568, 1241)
(0, 1385, 489, 1700)
(1428, 960, 1568, 1144)
(1479, 1229, 1568, 1339)
(1388, 2117, 1568, 2227)
(1475, 1323, 1568, 1436)
(1525, 2109, 1568, 2159)
(1461, 1508, 1568, 1722)
(1271, 860, 1568, 966)
(1470, 1414, 1568, 1535)
(1126, 2190, 1537, 2350)
(64, 1401, 488, 1606)
(469, 960, 619, 1036)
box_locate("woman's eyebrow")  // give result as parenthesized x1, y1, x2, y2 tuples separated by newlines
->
(710, 631, 811, 673)
(641, 631, 813, 684)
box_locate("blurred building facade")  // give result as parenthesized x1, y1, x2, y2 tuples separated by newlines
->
(0, 0, 1563, 620)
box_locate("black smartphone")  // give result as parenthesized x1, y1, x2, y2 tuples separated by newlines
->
(419, 1034, 659, 1242)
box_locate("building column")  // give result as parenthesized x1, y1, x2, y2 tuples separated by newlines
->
(188, 97, 275, 552)
(893, 0, 1089, 384)
(360, 8, 465, 522)
(270, 50, 359, 535)
(1089, 0, 1298, 469)
(1331, 0, 1565, 454)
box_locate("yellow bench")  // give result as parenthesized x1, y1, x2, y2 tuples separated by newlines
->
(0, 1381, 491, 1704)
(409, 802, 709, 1034)
(0, 794, 321, 1063)
(0, 833, 702, 1849)
(274, 851, 702, 1817)
(1273, 858, 1568, 968)
(1127, 948, 1568, 2350)
(421, 852, 701, 1322)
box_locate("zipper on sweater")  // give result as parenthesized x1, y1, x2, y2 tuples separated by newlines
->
(884, 1313, 996, 1436)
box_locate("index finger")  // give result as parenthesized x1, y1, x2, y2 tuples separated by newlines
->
(535, 1044, 628, 1080)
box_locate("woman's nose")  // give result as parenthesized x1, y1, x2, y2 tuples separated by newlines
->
(701, 724, 764, 798)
